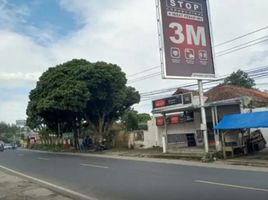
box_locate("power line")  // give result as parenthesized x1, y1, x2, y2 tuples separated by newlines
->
(215, 35, 268, 55)
(128, 72, 161, 83)
(127, 66, 160, 78)
(215, 26, 268, 47)
(128, 36, 268, 83)
(128, 26, 268, 82)
(139, 81, 268, 104)
(140, 73, 268, 103)
(139, 65, 268, 98)
(217, 37, 268, 57)
(140, 72, 268, 99)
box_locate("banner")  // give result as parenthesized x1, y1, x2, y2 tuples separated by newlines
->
(157, 0, 215, 79)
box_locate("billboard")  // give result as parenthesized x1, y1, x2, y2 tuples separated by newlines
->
(157, 0, 215, 79)
(152, 93, 192, 109)
(16, 120, 26, 126)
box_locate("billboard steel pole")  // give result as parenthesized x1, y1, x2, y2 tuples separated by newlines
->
(156, 0, 215, 153)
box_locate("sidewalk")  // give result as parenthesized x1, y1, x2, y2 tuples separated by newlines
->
(218, 148, 268, 168)
(0, 170, 72, 200)
(102, 148, 204, 160)
(22, 148, 268, 173)
(103, 148, 268, 168)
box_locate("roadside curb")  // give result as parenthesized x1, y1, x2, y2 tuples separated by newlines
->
(21, 149, 268, 173)
(0, 164, 98, 200)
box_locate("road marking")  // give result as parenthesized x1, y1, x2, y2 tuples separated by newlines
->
(0, 164, 98, 200)
(37, 157, 50, 161)
(80, 163, 109, 169)
(195, 180, 268, 193)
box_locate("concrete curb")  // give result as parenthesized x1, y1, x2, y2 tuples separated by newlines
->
(0, 164, 98, 200)
(21, 149, 268, 173)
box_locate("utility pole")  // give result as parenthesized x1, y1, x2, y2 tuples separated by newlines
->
(198, 80, 209, 153)
(162, 113, 168, 153)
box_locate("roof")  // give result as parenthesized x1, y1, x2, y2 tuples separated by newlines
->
(173, 88, 198, 96)
(215, 111, 268, 130)
(205, 84, 268, 104)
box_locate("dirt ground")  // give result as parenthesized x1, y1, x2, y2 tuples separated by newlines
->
(219, 148, 268, 167)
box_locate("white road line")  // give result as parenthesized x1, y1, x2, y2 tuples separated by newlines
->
(37, 157, 50, 161)
(195, 180, 268, 193)
(80, 163, 109, 169)
(0, 164, 98, 200)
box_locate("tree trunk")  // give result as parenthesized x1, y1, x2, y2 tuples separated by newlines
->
(73, 126, 79, 150)
(98, 115, 105, 137)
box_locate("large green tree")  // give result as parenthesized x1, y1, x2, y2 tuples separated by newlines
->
(121, 109, 139, 132)
(0, 122, 18, 143)
(26, 59, 140, 146)
(224, 70, 255, 88)
(121, 109, 151, 132)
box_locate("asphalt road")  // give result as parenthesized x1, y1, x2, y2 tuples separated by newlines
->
(0, 149, 268, 200)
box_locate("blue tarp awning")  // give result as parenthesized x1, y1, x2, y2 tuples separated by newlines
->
(215, 111, 268, 130)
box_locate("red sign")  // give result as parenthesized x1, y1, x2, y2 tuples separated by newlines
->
(169, 115, 180, 124)
(155, 112, 194, 126)
(156, 117, 165, 126)
(154, 99, 166, 108)
(157, 0, 215, 79)
(153, 93, 191, 109)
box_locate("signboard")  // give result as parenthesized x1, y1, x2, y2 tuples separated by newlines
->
(157, 0, 215, 79)
(153, 95, 182, 109)
(156, 117, 165, 126)
(182, 93, 192, 104)
(155, 111, 194, 126)
(169, 115, 180, 124)
(16, 120, 26, 126)
(153, 93, 192, 109)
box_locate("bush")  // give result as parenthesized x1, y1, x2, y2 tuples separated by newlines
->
(32, 143, 64, 152)
(202, 151, 223, 162)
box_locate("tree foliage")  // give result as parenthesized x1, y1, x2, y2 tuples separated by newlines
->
(224, 70, 255, 88)
(137, 113, 151, 124)
(0, 122, 18, 143)
(26, 59, 140, 142)
(121, 109, 151, 132)
(121, 109, 139, 132)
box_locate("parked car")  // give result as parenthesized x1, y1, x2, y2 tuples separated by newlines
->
(12, 143, 18, 150)
(0, 141, 4, 152)
(4, 143, 12, 150)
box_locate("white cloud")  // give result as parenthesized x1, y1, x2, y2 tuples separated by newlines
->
(0, 72, 40, 81)
(0, 0, 29, 27)
(1, 0, 268, 122)
(0, 95, 28, 124)
(0, 31, 54, 73)
(53, 0, 160, 74)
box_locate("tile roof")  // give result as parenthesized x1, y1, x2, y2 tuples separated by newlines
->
(205, 84, 268, 103)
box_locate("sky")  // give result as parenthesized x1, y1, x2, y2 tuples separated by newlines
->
(1, 0, 268, 124)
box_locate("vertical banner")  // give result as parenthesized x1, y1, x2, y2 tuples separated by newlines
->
(157, 0, 215, 79)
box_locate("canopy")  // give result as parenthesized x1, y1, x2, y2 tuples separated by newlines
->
(215, 111, 268, 130)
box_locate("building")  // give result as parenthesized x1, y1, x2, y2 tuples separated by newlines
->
(144, 85, 268, 153)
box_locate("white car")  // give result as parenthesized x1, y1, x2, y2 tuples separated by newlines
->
(4, 144, 12, 150)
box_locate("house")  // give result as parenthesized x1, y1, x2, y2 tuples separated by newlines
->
(143, 84, 268, 153)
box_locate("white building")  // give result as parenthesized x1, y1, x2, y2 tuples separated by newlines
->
(143, 85, 268, 153)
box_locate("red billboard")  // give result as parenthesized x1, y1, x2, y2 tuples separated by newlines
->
(157, 0, 215, 79)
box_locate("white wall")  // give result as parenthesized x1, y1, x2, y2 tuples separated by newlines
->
(143, 118, 162, 148)
(143, 112, 202, 148)
(167, 112, 200, 135)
